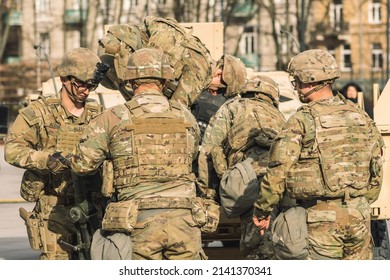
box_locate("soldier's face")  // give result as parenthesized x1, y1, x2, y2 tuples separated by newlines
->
(208, 68, 223, 96)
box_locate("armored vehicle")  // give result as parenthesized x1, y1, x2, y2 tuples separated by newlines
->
(371, 82, 390, 259)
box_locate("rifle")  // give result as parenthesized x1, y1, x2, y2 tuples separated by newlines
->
(64, 172, 102, 260)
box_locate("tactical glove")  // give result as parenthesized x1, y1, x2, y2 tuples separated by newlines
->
(47, 152, 71, 174)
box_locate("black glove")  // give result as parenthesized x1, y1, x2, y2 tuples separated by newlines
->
(47, 152, 71, 174)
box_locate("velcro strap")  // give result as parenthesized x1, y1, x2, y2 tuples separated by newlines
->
(137, 197, 193, 210)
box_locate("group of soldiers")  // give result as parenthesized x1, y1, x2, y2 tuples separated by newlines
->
(3, 16, 384, 261)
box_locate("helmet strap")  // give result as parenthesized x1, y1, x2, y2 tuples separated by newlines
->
(62, 83, 84, 104)
(300, 81, 330, 102)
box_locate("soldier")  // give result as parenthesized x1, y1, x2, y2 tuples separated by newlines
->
(202, 74, 286, 259)
(4, 47, 109, 260)
(66, 48, 219, 260)
(252, 49, 384, 260)
(197, 54, 246, 190)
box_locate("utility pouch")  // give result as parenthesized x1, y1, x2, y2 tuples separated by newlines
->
(101, 160, 114, 198)
(191, 197, 220, 233)
(19, 207, 41, 250)
(20, 170, 46, 202)
(102, 200, 139, 233)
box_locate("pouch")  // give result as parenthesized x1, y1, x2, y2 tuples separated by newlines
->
(102, 200, 139, 233)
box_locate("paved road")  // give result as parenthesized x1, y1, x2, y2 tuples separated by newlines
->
(0, 144, 40, 260)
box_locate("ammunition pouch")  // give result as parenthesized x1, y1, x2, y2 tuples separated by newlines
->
(102, 160, 114, 198)
(102, 200, 140, 233)
(191, 197, 220, 233)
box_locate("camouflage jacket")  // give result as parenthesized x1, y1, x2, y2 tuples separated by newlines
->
(70, 89, 201, 201)
(4, 95, 103, 196)
(198, 95, 286, 188)
(253, 94, 384, 219)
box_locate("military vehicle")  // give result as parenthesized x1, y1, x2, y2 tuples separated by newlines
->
(371, 82, 390, 259)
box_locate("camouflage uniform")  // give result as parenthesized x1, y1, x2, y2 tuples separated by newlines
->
(70, 48, 208, 260)
(253, 49, 384, 260)
(98, 16, 215, 107)
(200, 75, 286, 259)
(197, 54, 247, 189)
(4, 48, 106, 260)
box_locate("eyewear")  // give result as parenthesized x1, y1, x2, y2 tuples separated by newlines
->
(70, 77, 98, 91)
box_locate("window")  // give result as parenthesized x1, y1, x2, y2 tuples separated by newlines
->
(330, 0, 343, 31)
(36, 0, 50, 14)
(341, 44, 351, 70)
(372, 43, 383, 70)
(240, 26, 257, 55)
(368, 0, 382, 24)
(37, 33, 50, 60)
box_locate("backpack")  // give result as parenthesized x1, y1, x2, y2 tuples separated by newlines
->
(100, 16, 215, 107)
(271, 206, 309, 260)
(219, 158, 259, 218)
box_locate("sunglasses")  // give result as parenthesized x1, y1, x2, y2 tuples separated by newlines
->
(290, 79, 298, 87)
(69, 77, 98, 91)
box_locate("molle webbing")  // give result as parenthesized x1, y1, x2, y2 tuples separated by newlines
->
(137, 197, 193, 210)
(312, 103, 371, 192)
(113, 99, 193, 188)
(44, 98, 102, 155)
(227, 99, 283, 152)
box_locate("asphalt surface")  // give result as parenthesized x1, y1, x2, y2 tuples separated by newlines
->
(0, 144, 40, 260)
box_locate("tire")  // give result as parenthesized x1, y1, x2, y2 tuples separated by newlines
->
(371, 220, 390, 260)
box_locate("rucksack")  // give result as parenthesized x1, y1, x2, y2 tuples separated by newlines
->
(99, 16, 215, 107)
(219, 158, 259, 218)
(271, 206, 308, 260)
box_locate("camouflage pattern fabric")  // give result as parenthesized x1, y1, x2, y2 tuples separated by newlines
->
(306, 196, 372, 259)
(198, 93, 286, 259)
(4, 95, 104, 260)
(70, 89, 204, 260)
(254, 94, 384, 259)
(131, 209, 206, 260)
(99, 16, 215, 107)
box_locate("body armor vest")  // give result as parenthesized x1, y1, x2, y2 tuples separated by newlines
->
(286, 99, 371, 199)
(226, 98, 285, 172)
(44, 97, 103, 156)
(191, 90, 227, 139)
(112, 99, 195, 189)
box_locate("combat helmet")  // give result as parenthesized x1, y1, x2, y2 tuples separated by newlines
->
(214, 54, 247, 98)
(287, 49, 340, 84)
(56, 47, 106, 83)
(124, 48, 174, 82)
(243, 75, 280, 107)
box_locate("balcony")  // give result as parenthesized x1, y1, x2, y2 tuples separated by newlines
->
(238, 53, 259, 69)
(64, 9, 86, 24)
(232, 1, 254, 18)
(9, 11, 22, 26)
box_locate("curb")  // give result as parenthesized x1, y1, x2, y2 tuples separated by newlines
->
(0, 198, 26, 203)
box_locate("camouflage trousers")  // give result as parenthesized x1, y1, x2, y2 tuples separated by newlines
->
(131, 209, 207, 260)
(305, 196, 372, 260)
(33, 195, 77, 260)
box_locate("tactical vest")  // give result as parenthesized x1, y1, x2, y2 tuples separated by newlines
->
(44, 97, 103, 156)
(191, 90, 227, 140)
(286, 99, 371, 199)
(19, 95, 103, 196)
(112, 99, 195, 190)
(226, 98, 285, 171)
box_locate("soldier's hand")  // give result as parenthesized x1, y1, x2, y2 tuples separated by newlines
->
(252, 215, 271, 236)
(47, 152, 71, 174)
